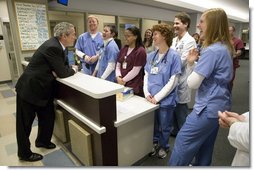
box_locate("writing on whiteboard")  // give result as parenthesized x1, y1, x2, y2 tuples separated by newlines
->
(15, 2, 49, 50)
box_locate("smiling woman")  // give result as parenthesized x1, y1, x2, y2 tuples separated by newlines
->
(115, 26, 146, 97)
(92, 25, 119, 82)
(169, 8, 234, 166)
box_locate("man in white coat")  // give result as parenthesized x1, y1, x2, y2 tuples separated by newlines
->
(170, 12, 197, 136)
(218, 111, 249, 166)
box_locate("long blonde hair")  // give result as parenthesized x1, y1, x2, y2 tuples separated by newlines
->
(202, 8, 234, 55)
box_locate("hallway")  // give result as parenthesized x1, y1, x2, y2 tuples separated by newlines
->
(0, 59, 249, 166)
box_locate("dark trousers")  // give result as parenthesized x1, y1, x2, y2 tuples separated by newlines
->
(229, 66, 237, 92)
(171, 103, 188, 135)
(230, 57, 240, 92)
(16, 95, 55, 158)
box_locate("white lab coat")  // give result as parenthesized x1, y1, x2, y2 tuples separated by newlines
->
(228, 112, 249, 166)
(171, 32, 196, 103)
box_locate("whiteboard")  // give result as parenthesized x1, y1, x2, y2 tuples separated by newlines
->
(15, 2, 49, 51)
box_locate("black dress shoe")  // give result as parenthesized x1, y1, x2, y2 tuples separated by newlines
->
(36, 142, 56, 149)
(19, 153, 43, 162)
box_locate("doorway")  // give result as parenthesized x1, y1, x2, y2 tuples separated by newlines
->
(1, 21, 19, 82)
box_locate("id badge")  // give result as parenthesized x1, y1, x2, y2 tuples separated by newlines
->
(122, 62, 127, 69)
(151, 67, 159, 74)
(178, 44, 184, 52)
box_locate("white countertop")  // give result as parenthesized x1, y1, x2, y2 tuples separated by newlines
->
(22, 60, 124, 99)
(22, 60, 158, 129)
(115, 96, 159, 127)
(57, 72, 124, 99)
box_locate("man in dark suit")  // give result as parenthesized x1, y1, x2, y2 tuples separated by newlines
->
(15, 22, 78, 162)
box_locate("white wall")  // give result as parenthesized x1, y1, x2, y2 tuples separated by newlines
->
(0, 18, 11, 82)
(189, 13, 198, 36)
(0, 0, 9, 22)
(0, 0, 11, 81)
(157, 0, 249, 22)
(48, 0, 177, 22)
(48, 11, 85, 36)
(142, 19, 158, 37)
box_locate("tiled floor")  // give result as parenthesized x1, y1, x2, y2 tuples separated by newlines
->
(0, 82, 78, 167)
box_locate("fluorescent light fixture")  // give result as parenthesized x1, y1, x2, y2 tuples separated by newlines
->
(154, 0, 249, 22)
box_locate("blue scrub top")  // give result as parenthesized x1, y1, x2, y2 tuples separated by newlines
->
(75, 32, 103, 75)
(97, 39, 119, 82)
(145, 48, 181, 107)
(193, 42, 233, 118)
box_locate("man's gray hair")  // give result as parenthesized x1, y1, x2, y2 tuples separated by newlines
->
(54, 22, 74, 38)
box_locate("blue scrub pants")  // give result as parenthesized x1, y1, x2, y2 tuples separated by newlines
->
(171, 103, 188, 135)
(153, 106, 174, 150)
(168, 108, 219, 166)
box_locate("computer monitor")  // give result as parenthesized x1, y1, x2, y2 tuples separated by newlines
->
(57, 0, 68, 6)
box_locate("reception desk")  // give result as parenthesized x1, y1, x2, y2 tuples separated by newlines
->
(116, 96, 159, 165)
(55, 72, 159, 166)
(21, 61, 159, 166)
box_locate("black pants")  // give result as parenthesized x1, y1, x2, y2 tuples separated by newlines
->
(16, 95, 55, 158)
(171, 103, 188, 135)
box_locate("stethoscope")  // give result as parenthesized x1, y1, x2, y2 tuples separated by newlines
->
(151, 49, 169, 66)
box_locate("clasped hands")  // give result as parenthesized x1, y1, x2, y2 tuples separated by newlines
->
(84, 54, 99, 64)
(218, 111, 245, 128)
(52, 64, 79, 78)
(146, 94, 158, 104)
(116, 76, 126, 85)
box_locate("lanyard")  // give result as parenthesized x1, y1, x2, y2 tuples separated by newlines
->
(104, 39, 113, 49)
(98, 39, 113, 58)
(123, 47, 134, 62)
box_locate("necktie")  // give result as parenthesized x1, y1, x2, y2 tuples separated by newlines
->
(64, 48, 69, 66)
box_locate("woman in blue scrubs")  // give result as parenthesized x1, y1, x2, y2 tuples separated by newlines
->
(143, 24, 181, 159)
(92, 25, 119, 82)
(169, 8, 234, 166)
(75, 15, 103, 75)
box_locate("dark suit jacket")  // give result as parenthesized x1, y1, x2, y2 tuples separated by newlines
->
(16, 37, 75, 106)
